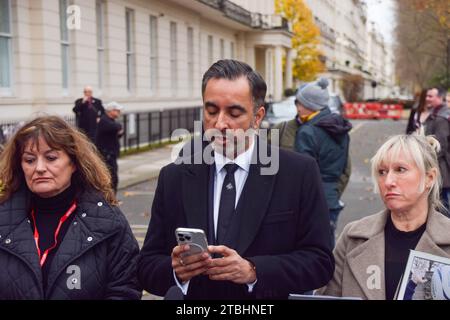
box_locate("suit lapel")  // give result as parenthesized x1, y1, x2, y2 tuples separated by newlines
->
(234, 160, 276, 255)
(347, 232, 386, 300)
(182, 163, 210, 233)
(416, 210, 450, 258)
(415, 233, 450, 258)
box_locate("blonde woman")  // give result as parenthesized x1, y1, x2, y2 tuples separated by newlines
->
(319, 134, 450, 300)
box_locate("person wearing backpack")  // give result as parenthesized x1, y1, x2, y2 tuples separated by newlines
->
(270, 83, 352, 247)
(293, 78, 352, 247)
(272, 108, 352, 199)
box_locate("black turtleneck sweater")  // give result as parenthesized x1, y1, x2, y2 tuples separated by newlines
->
(30, 184, 77, 290)
(384, 214, 426, 300)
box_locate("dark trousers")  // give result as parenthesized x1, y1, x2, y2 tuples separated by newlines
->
(101, 152, 118, 193)
(329, 207, 343, 248)
(440, 187, 450, 218)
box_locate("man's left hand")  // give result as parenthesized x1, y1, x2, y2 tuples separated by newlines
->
(205, 245, 256, 284)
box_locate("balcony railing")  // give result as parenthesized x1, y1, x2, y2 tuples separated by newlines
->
(196, 0, 222, 10)
(221, 0, 252, 26)
(195, 0, 289, 31)
(251, 13, 290, 31)
(320, 27, 337, 43)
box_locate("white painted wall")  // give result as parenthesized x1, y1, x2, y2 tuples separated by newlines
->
(231, 0, 274, 15)
(2, 0, 282, 120)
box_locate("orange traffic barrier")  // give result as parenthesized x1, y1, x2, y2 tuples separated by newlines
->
(343, 103, 403, 120)
(344, 103, 379, 119)
(377, 104, 403, 120)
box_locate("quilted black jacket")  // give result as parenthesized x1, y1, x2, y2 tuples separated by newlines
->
(0, 187, 142, 299)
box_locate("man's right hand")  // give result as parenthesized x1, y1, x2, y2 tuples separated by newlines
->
(82, 96, 88, 103)
(171, 245, 211, 283)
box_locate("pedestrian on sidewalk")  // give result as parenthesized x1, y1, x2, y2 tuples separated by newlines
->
(138, 59, 334, 300)
(0, 116, 141, 299)
(424, 87, 450, 215)
(73, 86, 105, 142)
(293, 78, 352, 247)
(96, 102, 124, 193)
(270, 87, 352, 239)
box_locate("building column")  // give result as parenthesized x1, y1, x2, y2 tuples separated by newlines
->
(235, 33, 246, 61)
(265, 48, 273, 98)
(245, 45, 255, 69)
(28, 0, 63, 100)
(274, 46, 283, 101)
(285, 48, 293, 90)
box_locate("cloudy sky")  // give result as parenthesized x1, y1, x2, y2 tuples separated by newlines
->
(365, 0, 396, 44)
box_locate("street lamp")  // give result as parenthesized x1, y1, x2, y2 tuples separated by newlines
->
(371, 80, 377, 99)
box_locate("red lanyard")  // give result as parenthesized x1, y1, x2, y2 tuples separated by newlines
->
(30, 202, 77, 267)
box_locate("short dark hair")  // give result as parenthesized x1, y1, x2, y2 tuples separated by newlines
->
(429, 87, 447, 99)
(201, 59, 267, 112)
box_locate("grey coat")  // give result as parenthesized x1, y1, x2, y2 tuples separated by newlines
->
(425, 104, 450, 188)
(319, 210, 450, 300)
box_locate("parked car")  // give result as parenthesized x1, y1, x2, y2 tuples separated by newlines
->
(261, 93, 344, 129)
(329, 93, 344, 115)
(262, 96, 297, 128)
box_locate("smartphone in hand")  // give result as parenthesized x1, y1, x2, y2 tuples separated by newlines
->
(175, 228, 209, 258)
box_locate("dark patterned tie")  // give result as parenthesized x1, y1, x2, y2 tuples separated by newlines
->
(217, 163, 239, 244)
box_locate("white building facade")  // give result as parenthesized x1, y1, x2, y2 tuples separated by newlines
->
(366, 23, 396, 99)
(0, 0, 292, 121)
(304, 0, 396, 100)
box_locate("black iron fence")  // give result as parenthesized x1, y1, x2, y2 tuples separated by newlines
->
(118, 107, 202, 152)
(0, 107, 203, 152)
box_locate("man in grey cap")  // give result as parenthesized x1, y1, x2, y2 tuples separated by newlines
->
(294, 78, 352, 247)
(95, 102, 124, 193)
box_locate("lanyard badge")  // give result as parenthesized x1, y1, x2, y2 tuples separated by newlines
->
(30, 202, 77, 267)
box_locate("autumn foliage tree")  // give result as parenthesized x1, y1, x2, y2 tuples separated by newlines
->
(413, 0, 449, 29)
(395, 0, 450, 90)
(275, 0, 325, 82)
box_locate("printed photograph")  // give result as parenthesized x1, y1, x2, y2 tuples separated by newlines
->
(397, 250, 450, 300)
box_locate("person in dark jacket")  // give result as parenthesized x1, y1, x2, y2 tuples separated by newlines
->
(0, 116, 141, 300)
(137, 59, 334, 300)
(96, 102, 124, 193)
(271, 103, 352, 199)
(73, 86, 105, 142)
(424, 87, 450, 215)
(294, 78, 352, 247)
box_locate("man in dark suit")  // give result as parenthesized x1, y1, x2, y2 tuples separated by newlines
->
(96, 101, 124, 193)
(137, 60, 334, 299)
(73, 86, 105, 142)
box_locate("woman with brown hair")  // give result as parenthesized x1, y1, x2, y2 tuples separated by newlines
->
(406, 89, 430, 134)
(0, 116, 141, 299)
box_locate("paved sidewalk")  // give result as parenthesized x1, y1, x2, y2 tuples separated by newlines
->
(117, 143, 181, 190)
